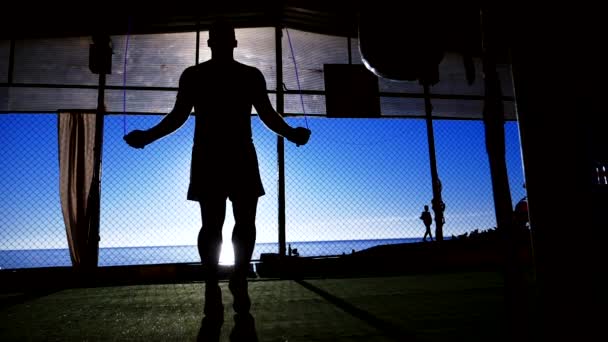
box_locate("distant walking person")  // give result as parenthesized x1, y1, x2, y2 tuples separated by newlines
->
(420, 205, 433, 242)
(124, 20, 311, 341)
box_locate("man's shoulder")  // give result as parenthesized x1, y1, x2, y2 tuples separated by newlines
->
(185, 61, 211, 73)
(180, 64, 201, 80)
(183, 60, 215, 72)
(186, 60, 261, 75)
(235, 61, 263, 76)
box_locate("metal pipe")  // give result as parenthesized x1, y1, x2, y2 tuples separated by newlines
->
(276, 26, 286, 257)
(423, 82, 445, 241)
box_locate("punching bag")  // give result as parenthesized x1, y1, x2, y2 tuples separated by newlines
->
(358, 5, 445, 85)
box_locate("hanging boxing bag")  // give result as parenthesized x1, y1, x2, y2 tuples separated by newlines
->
(358, 6, 445, 85)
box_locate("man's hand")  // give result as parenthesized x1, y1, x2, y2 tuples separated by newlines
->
(288, 127, 311, 147)
(124, 130, 150, 149)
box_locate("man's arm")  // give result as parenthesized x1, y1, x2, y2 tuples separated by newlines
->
(124, 69, 194, 148)
(255, 94, 294, 136)
(145, 94, 192, 142)
(252, 70, 310, 146)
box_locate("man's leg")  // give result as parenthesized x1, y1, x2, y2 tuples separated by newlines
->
(230, 196, 258, 314)
(198, 197, 227, 320)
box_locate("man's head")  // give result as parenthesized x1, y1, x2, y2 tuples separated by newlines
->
(424, 205, 429, 211)
(208, 20, 237, 50)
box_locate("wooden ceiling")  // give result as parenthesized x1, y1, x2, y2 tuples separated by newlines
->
(1, 3, 511, 58)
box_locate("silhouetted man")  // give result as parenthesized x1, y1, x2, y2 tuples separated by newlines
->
(420, 205, 433, 242)
(124, 20, 311, 339)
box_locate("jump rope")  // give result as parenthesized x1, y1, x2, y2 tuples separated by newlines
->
(284, 28, 310, 130)
(121, 24, 309, 136)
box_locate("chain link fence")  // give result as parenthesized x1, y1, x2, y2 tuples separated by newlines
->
(0, 112, 525, 269)
(283, 117, 525, 257)
(99, 114, 280, 266)
(0, 27, 525, 269)
(0, 114, 71, 269)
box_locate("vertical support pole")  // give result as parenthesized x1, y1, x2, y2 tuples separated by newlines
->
(480, 9, 531, 340)
(88, 34, 112, 271)
(90, 70, 105, 269)
(275, 26, 286, 257)
(422, 83, 445, 241)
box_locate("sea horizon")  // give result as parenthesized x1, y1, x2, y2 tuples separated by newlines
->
(0, 237, 426, 270)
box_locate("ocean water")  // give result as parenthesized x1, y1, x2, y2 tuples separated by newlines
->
(0, 238, 423, 270)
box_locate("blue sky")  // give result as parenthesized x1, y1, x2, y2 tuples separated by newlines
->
(0, 113, 525, 256)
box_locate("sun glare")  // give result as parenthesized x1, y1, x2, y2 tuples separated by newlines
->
(219, 241, 235, 265)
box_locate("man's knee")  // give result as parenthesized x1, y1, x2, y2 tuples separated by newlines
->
(232, 223, 256, 240)
(200, 225, 223, 241)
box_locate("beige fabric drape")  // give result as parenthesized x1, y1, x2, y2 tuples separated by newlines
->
(58, 111, 99, 269)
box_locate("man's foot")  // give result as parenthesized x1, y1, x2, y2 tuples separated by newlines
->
(204, 283, 224, 322)
(197, 316, 223, 342)
(229, 277, 251, 314)
(229, 313, 258, 342)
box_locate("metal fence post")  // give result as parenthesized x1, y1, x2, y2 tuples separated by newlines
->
(275, 26, 286, 257)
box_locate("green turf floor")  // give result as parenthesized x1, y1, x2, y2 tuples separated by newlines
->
(0, 271, 511, 341)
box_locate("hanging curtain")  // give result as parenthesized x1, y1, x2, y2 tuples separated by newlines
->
(58, 111, 99, 269)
